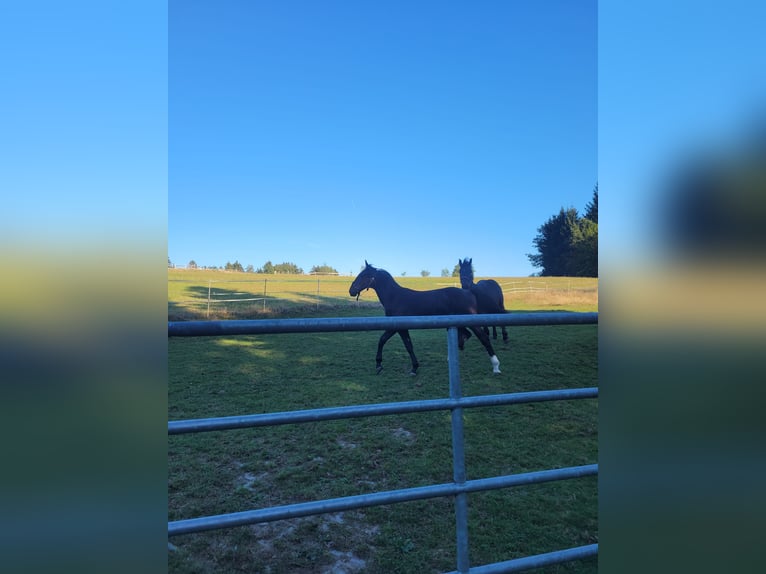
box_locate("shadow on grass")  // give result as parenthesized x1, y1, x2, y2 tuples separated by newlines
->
(169, 282, 383, 321)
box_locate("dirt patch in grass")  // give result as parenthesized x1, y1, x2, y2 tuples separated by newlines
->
(169, 511, 379, 574)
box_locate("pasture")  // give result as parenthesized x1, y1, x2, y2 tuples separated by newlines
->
(168, 268, 598, 320)
(168, 269, 598, 573)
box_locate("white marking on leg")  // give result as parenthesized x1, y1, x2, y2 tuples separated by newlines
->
(490, 355, 501, 374)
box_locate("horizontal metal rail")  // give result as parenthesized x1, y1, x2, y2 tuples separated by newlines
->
(447, 543, 599, 574)
(169, 464, 597, 536)
(168, 311, 598, 337)
(169, 387, 598, 434)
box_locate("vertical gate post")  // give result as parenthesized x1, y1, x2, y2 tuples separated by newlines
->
(207, 280, 212, 317)
(447, 326, 470, 573)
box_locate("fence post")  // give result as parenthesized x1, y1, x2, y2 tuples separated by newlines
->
(447, 326, 470, 573)
(207, 280, 212, 318)
(263, 278, 267, 311)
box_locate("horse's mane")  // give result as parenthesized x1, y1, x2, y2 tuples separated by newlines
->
(372, 266, 393, 280)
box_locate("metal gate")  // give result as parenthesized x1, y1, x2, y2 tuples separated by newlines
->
(168, 312, 598, 573)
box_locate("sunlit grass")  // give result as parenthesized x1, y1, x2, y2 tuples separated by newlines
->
(168, 268, 598, 320)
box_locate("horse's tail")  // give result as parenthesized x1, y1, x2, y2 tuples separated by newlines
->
(494, 282, 507, 312)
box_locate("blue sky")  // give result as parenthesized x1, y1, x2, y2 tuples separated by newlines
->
(5, 1, 760, 278)
(599, 1, 766, 269)
(169, 1, 597, 277)
(1, 2, 167, 248)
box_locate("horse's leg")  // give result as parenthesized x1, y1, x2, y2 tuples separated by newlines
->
(470, 326, 501, 374)
(458, 327, 472, 350)
(376, 330, 397, 374)
(491, 326, 498, 340)
(397, 330, 419, 375)
(496, 290, 509, 343)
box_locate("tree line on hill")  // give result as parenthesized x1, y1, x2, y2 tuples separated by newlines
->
(170, 186, 597, 278)
(527, 185, 598, 277)
(169, 259, 340, 275)
(169, 257, 457, 278)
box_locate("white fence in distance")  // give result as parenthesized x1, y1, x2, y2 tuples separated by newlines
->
(173, 277, 589, 317)
(178, 277, 354, 316)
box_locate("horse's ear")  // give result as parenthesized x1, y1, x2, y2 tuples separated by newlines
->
(365, 259, 368, 267)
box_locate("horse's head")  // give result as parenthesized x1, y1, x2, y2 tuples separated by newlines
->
(349, 261, 378, 299)
(458, 258, 474, 288)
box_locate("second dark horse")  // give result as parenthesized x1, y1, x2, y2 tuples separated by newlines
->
(349, 261, 501, 375)
(458, 258, 509, 343)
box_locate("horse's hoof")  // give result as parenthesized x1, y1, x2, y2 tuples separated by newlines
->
(409, 370, 417, 377)
(376, 366, 383, 375)
(490, 355, 501, 374)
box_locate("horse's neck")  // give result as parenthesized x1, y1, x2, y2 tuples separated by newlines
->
(372, 272, 405, 304)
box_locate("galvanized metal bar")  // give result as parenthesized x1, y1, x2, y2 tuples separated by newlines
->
(445, 543, 599, 574)
(448, 326, 471, 573)
(459, 464, 597, 493)
(169, 464, 597, 536)
(168, 387, 599, 434)
(168, 311, 598, 337)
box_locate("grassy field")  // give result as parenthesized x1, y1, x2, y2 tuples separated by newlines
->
(168, 270, 598, 573)
(168, 268, 598, 320)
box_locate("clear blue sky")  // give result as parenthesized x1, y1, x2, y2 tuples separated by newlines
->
(169, 1, 597, 277)
(599, 1, 766, 269)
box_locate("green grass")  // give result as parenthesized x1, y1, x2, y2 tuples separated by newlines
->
(169, 279, 598, 574)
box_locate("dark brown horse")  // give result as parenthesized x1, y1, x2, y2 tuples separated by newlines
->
(349, 261, 500, 375)
(458, 258, 509, 343)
